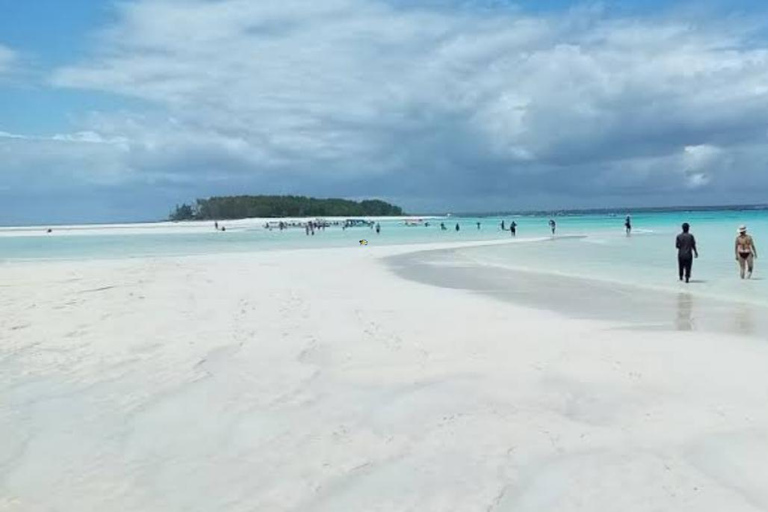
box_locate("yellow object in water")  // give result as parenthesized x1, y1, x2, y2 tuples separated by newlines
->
(359, 239, 368, 246)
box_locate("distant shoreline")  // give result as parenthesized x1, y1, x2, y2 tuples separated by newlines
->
(4, 203, 768, 229)
(445, 203, 768, 218)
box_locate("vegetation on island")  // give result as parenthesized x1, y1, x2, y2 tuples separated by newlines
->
(169, 195, 404, 220)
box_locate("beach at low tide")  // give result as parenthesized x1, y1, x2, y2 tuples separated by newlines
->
(3, 222, 768, 511)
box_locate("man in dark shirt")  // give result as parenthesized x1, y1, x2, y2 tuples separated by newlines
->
(676, 223, 699, 283)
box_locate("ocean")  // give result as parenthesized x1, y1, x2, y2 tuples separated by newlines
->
(2, 209, 767, 307)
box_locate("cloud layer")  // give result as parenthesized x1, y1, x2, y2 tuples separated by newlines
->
(4, 0, 768, 221)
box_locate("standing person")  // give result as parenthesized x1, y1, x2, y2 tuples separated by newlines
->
(676, 222, 698, 283)
(476, 221, 481, 230)
(549, 219, 556, 235)
(376, 222, 381, 234)
(214, 221, 219, 231)
(501, 220, 506, 231)
(625, 215, 632, 235)
(510, 221, 517, 237)
(455, 223, 460, 232)
(735, 225, 757, 279)
(440, 222, 447, 231)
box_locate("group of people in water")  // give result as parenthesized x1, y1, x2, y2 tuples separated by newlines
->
(676, 222, 758, 282)
(462, 216, 758, 283)
(211, 216, 758, 281)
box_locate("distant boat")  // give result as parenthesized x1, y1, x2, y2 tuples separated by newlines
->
(344, 218, 374, 228)
(404, 218, 425, 226)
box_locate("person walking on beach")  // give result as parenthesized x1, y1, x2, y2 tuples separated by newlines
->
(625, 215, 632, 235)
(549, 219, 556, 235)
(735, 225, 757, 279)
(510, 221, 517, 237)
(676, 222, 698, 283)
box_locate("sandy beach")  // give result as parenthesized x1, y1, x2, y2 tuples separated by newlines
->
(3, 241, 768, 511)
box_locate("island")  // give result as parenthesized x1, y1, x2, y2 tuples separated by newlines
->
(169, 195, 404, 220)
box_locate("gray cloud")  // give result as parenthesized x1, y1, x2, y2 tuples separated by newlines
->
(4, 0, 768, 222)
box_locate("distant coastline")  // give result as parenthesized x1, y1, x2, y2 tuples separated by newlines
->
(446, 203, 768, 218)
(5, 203, 768, 229)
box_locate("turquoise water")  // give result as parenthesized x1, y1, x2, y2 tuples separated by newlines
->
(2, 210, 767, 305)
(0, 218, 517, 260)
(459, 210, 768, 307)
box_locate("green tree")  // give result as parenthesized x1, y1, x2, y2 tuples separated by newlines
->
(170, 195, 406, 220)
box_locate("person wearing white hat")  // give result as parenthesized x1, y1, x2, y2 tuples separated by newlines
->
(735, 225, 757, 279)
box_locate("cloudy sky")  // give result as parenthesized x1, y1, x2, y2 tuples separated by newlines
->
(2, 0, 768, 223)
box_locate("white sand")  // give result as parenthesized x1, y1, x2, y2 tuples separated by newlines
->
(0, 216, 436, 237)
(2, 243, 768, 511)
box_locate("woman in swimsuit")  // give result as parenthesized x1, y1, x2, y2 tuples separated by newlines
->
(735, 225, 758, 279)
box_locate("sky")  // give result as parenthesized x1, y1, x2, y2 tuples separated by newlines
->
(2, 0, 768, 223)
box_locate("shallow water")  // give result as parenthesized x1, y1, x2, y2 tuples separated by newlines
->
(459, 216, 768, 307)
(2, 210, 767, 314)
(389, 245, 768, 337)
(2, 209, 766, 261)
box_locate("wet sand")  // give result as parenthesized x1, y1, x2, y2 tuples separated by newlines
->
(388, 246, 768, 338)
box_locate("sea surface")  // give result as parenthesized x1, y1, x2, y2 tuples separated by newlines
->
(2, 209, 767, 308)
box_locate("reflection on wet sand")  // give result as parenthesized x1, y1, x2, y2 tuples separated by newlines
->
(733, 303, 755, 336)
(675, 293, 694, 331)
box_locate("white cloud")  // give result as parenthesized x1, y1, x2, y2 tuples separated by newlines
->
(6, 0, 768, 218)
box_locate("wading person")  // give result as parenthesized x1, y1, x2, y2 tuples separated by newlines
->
(735, 225, 757, 279)
(676, 223, 698, 283)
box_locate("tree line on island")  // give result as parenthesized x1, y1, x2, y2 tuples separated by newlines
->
(169, 195, 405, 220)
